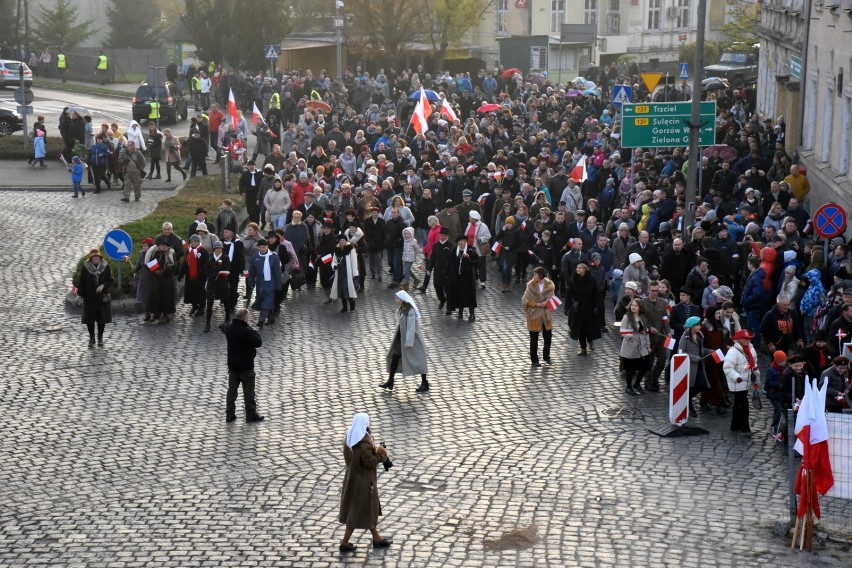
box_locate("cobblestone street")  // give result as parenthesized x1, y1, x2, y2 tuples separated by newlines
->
(0, 190, 849, 567)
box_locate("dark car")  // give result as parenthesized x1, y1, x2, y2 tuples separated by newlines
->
(703, 50, 758, 88)
(0, 107, 24, 136)
(131, 82, 188, 124)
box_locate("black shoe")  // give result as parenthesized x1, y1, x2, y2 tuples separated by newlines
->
(439, 300, 445, 310)
(189, 307, 197, 316)
(266, 316, 276, 324)
(372, 539, 392, 548)
(339, 543, 356, 553)
(445, 310, 451, 316)
(97, 340, 104, 347)
(134, 197, 140, 201)
(226, 415, 237, 423)
(340, 305, 348, 313)
(645, 384, 661, 392)
(387, 282, 398, 289)
(741, 429, 753, 437)
(531, 361, 541, 367)
(88, 338, 95, 349)
(468, 313, 476, 322)
(256, 320, 265, 328)
(716, 407, 728, 416)
(633, 385, 645, 394)
(204, 324, 211, 332)
(195, 310, 205, 317)
(415, 380, 429, 393)
(457, 311, 463, 319)
(379, 381, 394, 390)
(246, 415, 265, 423)
(625, 387, 637, 395)
(543, 358, 552, 365)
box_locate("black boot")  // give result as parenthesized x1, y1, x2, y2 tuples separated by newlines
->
(204, 319, 211, 332)
(340, 300, 349, 313)
(349, 299, 355, 312)
(88, 335, 95, 349)
(468, 308, 476, 322)
(418, 272, 431, 292)
(457, 309, 464, 319)
(97, 333, 104, 347)
(415, 377, 429, 393)
(379, 377, 394, 390)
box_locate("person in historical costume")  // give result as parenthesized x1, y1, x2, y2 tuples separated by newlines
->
(144, 236, 177, 323)
(316, 222, 338, 298)
(75, 248, 113, 348)
(221, 225, 245, 318)
(379, 291, 430, 393)
(179, 234, 208, 317)
(567, 262, 601, 356)
(445, 234, 479, 321)
(248, 238, 282, 328)
(338, 413, 392, 553)
(330, 234, 358, 313)
(204, 241, 231, 332)
(133, 237, 156, 321)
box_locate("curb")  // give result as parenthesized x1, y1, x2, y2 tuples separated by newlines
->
(0, 186, 180, 192)
(36, 82, 132, 100)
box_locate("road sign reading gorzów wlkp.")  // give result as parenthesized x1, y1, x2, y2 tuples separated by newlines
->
(621, 102, 716, 148)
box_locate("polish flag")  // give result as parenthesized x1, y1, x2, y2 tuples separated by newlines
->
(308, 260, 315, 270)
(794, 378, 834, 519)
(619, 328, 634, 337)
(181, 239, 189, 250)
(252, 101, 263, 125)
(227, 87, 239, 127)
(243, 269, 249, 277)
(218, 270, 230, 277)
(411, 88, 431, 134)
(569, 155, 588, 183)
(440, 98, 458, 122)
(546, 296, 563, 311)
(146, 259, 160, 271)
(491, 241, 502, 254)
(520, 220, 527, 230)
(663, 336, 677, 350)
(321, 253, 333, 265)
(710, 348, 725, 364)
(478, 193, 489, 207)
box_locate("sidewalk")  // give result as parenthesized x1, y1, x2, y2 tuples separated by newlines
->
(0, 158, 184, 190)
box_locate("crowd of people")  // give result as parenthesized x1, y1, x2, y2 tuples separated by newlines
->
(74, 60, 852, 439)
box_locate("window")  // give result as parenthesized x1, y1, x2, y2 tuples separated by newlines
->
(647, 0, 661, 31)
(551, 0, 565, 34)
(584, 0, 597, 26)
(676, 0, 690, 29)
(496, 0, 508, 34)
(531, 46, 548, 71)
(606, 0, 620, 34)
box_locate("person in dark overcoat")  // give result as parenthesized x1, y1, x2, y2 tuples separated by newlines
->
(567, 262, 601, 355)
(144, 236, 177, 323)
(248, 238, 283, 327)
(221, 226, 245, 317)
(430, 227, 455, 310)
(204, 241, 231, 332)
(380, 291, 430, 392)
(445, 235, 479, 321)
(133, 237, 156, 321)
(179, 234, 208, 317)
(316, 222, 338, 296)
(338, 413, 392, 553)
(75, 248, 113, 348)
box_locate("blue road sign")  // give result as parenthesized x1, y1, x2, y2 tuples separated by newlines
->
(813, 203, 847, 239)
(611, 84, 632, 107)
(679, 63, 689, 80)
(265, 44, 280, 61)
(103, 229, 133, 261)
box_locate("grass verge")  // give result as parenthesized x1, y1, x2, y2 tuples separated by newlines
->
(73, 174, 243, 299)
(35, 80, 132, 98)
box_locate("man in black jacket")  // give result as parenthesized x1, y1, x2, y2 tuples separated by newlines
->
(239, 161, 264, 224)
(220, 308, 264, 423)
(384, 206, 406, 288)
(660, 238, 690, 293)
(431, 227, 455, 310)
(362, 208, 386, 281)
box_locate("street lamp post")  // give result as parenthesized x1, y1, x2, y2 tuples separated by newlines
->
(334, 1, 344, 79)
(683, 0, 707, 231)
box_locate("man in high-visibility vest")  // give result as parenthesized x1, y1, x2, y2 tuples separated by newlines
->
(148, 97, 160, 125)
(95, 52, 108, 85)
(269, 91, 280, 113)
(56, 51, 67, 83)
(208, 61, 215, 73)
(192, 75, 202, 110)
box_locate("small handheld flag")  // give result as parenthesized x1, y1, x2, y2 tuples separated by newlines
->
(252, 101, 263, 125)
(663, 336, 677, 350)
(619, 328, 634, 337)
(146, 259, 160, 271)
(546, 296, 563, 311)
(491, 241, 503, 254)
(308, 260, 315, 270)
(710, 348, 725, 364)
(321, 253, 333, 265)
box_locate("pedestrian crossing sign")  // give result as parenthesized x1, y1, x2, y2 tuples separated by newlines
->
(679, 63, 689, 80)
(265, 44, 280, 61)
(611, 84, 632, 107)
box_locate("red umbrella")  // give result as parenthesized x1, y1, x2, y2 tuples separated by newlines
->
(476, 103, 503, 113)
(306, 100, 332, 114)
(702, 144, 736, 162)
(501, 68, 521, 80)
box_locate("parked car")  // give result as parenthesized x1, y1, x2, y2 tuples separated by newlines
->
(703, 48, 759, 88)
(0, 107, 24, 136)
(131, 82, 188, 124)
(0, 60, 33, 88)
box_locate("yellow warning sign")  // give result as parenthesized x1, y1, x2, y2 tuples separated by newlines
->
(640, 72, 664, 93)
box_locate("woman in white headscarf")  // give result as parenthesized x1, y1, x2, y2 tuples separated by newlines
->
(338, 413, 392, 553)
(126, 120, 146, 152)
(380, 290, 430, 392)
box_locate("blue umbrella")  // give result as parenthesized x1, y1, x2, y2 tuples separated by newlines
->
(408, 89, 441, 102)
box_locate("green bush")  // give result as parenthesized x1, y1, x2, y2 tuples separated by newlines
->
(0, 135, 64, 160)
(73, 175, 243, 299)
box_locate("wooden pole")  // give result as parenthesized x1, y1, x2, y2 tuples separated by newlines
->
(790, 515, 800, 549)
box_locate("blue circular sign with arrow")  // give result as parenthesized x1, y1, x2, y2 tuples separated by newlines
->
(103, 229, 134, 261)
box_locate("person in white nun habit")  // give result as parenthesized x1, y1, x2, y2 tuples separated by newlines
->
(380, 290, 430, 392)
(330, 233, 359, 312)
(338, 413, 392, 553)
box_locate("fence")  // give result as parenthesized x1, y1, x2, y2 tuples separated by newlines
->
(826, 413, 852, 500)
(34, 48, 171, 85)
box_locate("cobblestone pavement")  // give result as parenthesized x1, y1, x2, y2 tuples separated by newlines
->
(0, 190, 849, 567)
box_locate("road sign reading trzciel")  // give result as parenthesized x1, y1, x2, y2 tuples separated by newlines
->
(621, 101, 716, 148)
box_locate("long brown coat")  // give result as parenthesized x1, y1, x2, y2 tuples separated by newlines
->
(338, 439, 382, 529)
(522, 277, 555, 331)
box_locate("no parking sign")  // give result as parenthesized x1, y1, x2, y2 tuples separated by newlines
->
(813, 203, 847, 240)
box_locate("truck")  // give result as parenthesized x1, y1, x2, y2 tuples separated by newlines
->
(703, 47, 759, 88)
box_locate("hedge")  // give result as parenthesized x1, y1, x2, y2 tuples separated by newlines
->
(0, 135, 64, 160)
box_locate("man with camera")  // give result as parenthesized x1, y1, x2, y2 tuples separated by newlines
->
(219, 308, 265, 423)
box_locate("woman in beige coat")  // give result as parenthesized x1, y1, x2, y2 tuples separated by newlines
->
(338, 413, 392, 553)
(619, 299, 652, 395)
(522, 267, 555, 367)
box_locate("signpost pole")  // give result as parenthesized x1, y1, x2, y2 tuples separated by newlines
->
(20, 66, 28, 151)
(684, 0, 707, 231)
(117, 263, 123, 289)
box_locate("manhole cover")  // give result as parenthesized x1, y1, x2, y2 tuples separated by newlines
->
(597, 405, 644, 420)
(43, 324, 63, 332)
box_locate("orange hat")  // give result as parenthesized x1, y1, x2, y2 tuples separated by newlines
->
(773, 350, 787, 364)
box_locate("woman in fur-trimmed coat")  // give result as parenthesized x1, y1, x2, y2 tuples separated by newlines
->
(331, 234, 359, 312)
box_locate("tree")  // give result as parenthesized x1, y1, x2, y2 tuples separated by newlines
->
(679, 41, 722, 69)
(183, 0, 292, 69)
(0, 0, 17, 49)
(718, 0, 759, 50)
(426, 0, 493, 71)
(340, 0, 429, 69)
(32, 0, 96, 50)
(106, 0, 161, 48)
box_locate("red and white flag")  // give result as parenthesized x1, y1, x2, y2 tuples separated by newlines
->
(710, 348, 725, 364)
(252, 101, 263, 125)
(520, 220, 527, 230)
(619, 328, 634, 337)
(663, 336, 677, 350)
(794, 378, 834, 519)
(569, 155, 588, 183)
(836, 329, 847, 340)
(146, 258, 160, 271)
(546, 296, 563, 312)
(227, 87, 239, 127)
(181, 239, 189, 250)
(321, 253, 333, 265)
(491, 241, 502, 254)
(411, 88, 431, 134)
(440, 98, 458, 122)
(478, 193, 489, 207)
